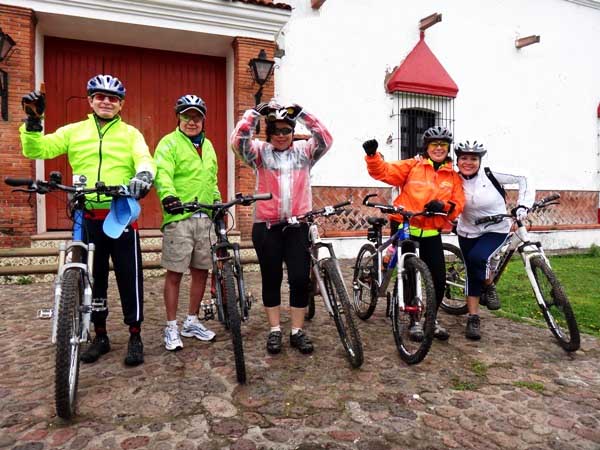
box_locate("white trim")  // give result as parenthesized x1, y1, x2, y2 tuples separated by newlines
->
(562, 0, 600, 10)
(226, 48, 236, 205)
(34, 27, 46, 234)
(9, 0, 291, 40)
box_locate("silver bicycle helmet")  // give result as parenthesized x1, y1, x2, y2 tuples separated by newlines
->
(266, 107, 296, 128)
(175, 94, 207, 117)
(87, 74, 126, 99)
(454, 140, 487, 157)
(423, 126, 453, 144)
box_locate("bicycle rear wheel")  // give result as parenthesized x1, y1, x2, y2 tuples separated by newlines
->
(440, 243, 468, 315)
(352, 243, 378, 320)
(222, 262, 247, 383)
(530, 256, 580, 352)
(392, 256, 436, 365)
(322, 258, 364, 368)
(55, 268, 84, 419)
(305, 269, 316, 320)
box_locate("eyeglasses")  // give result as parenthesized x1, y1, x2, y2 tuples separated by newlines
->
(92, 94, 121, 103)
(428, 141, 449, 149)
(179, 114, 204, 123)
(270, 127, 293, 136)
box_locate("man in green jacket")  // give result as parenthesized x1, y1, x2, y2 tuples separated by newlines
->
(20, 74, 155, 366)
(154, 94, 221, 351)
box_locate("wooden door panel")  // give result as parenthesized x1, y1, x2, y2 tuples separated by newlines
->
(43, 37, 227, 230)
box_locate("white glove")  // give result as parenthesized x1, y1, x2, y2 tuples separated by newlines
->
(514, 205, 529, 221)
(129, 171, 153, 199)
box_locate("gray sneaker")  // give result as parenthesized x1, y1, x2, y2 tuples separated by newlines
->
(164, 326, 183, 351)
(182, 319, 216, 341)
(484, 283, 501, 310)
(409, 322, 424, 342)
(433, 321, 450, 341)
(465, 314, 481, 340)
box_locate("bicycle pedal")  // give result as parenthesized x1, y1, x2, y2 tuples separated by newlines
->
(38, 309, 53, 319)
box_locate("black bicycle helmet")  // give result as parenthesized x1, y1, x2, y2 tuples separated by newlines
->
(455, 140, 487, 157)
(87, 74, 126, 99)
(423, 126, 453, 144)
(266, 107, 296, 128)
(175, 94, 207, 117)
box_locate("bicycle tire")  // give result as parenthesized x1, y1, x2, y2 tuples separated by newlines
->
(352, 243, 378, 320)
(322, 258, 364, 368)
(222, 262, 247, 383)
(305, 268, 317, 320)
(392, 256, 436, 365)
(530, 256, 580, 352)
(440, 243, 468, 316)
(55, 268, 84, 419)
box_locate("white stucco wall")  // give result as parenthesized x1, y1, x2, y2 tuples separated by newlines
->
(275, 0, 600, 192)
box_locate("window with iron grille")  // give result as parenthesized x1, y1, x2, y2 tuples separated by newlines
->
(391, 92, 455, 159)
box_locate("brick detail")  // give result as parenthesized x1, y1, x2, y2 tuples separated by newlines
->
(232, 37, 275, 239)
(0, 5, 36, 248)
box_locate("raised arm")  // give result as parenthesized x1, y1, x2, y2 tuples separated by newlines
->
(494, 170, 535, 208)
(365, 149, 417, 188)
(19, 123, 72, 160)
(230, 109, 262, 169)
(295, 109, 333, 165)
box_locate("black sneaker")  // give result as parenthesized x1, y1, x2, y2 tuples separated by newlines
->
(81, 334, 110, 363)
(290, 330, 314, 354)
(484, 283, 501, 310)
(266, 331, 282, 354)
(433, 321, 450, 341)
(124, 334, 144, 366)
(465, 314, 481, 340)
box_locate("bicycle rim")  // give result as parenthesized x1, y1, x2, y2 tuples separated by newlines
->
(55, 268, 83, 419)
(352, 244, 378, 320)
(530, 256, 580, 352)
(323, 259, 364, 368)
(392, 257, 436, 365)
(222, 262, 247, 383)
(440, 243, 468, 316)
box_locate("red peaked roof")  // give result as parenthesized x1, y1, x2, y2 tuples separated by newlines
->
(386, 36, 458, 98)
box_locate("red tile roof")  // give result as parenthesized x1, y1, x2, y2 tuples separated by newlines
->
(231, 0, 292, 10)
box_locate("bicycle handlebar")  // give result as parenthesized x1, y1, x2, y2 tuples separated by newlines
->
(5, 176, 130, 197)
(269, 200, 352, 227)
(475, 194, 561, 225)
(182, 192, 272, 213)
(362, 194, 455, 219)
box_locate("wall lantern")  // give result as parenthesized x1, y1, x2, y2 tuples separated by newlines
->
(0, 28, 17, 121)
(248, 49, 275, 105)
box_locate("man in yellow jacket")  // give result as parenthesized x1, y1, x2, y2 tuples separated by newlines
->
(20, 74, 155, 366)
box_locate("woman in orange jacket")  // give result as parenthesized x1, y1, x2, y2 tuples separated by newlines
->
(363, 126, 465, 340)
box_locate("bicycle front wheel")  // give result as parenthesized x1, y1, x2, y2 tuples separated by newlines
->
(392, 257, 436, 365)
(352, 244, 378, 320)
(55, 268, 84, 419)
(322, 258, 364, 368)
(440, 243, 468, 316)
(222, 262, 247, 383)
(530, 256, 580, 352)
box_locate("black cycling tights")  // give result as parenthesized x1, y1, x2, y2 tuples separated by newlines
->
(252, 222, 311, 308)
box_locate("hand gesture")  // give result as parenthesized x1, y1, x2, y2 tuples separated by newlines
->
(254, 103, 272, 116)
(362, 139, 378, 156)
(424, 199, 445, 213)
(129, 171, 153, 199)
(285, 104, 303, 119)
(513, 205, 529, 221)
(22, 90, 46, 118)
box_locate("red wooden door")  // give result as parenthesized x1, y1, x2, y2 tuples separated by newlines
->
(44, 37, 227, 230)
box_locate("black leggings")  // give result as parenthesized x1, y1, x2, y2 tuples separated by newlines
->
(252, 222, 311, 308)
(391, 221, 445, 309)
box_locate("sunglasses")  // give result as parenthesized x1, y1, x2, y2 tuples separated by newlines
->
(270, 127, 293, 136)
(179, 114, 204, 123)
(93, 94, 121, 103)
(428, 141, 450, 149)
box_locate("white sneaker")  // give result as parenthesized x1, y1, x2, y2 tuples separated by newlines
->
(164, 326, 183, 351)
(181, 319, 216, 341)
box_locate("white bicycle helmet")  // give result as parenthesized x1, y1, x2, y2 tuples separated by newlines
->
(87, 74, 126, 99)
(455, 140, 487, 157)
(423, 126, 453, 144)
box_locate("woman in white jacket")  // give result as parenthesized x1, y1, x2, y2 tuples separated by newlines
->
(455, 141, 535, 340)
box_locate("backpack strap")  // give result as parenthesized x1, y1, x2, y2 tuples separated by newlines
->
(484, 167, 506, 200)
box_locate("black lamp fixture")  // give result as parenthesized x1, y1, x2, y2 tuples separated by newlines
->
(0, 28, 17, 121)
(248, 49, 275, 105)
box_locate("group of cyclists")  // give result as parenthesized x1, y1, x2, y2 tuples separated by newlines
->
(17, 72, 534, 366)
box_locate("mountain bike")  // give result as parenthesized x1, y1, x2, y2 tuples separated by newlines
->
(279, 201, 363, 368)
(352, 194, 445, 364)
(466, 194, 579, 351)
(181, 192, 271, 384)
(5, 172, 131, 419)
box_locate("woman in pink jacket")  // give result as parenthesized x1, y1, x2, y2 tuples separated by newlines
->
(231, 101, 333, 355)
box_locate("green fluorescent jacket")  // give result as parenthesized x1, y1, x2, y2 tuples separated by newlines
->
(20, 114, 155, 209)
(154, 128, 221, 229)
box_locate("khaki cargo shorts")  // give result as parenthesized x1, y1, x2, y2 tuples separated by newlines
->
(161, 216, 213, 273)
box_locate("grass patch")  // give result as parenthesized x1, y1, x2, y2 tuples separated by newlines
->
(496, 254, 600, 337)
(450, 377, 477, 391)
(513, 381, 545, 393)
(470, 360, 488, 378)
(588, 244, 600, 257)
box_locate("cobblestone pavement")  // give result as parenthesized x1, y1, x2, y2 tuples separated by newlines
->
(1, 260, 600, 450)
